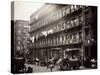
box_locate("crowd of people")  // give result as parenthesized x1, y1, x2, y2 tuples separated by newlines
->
(14, 55, 97, 73)
(40, 55, 83, 71)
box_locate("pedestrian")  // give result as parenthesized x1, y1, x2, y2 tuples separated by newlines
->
(26, 67, 33, 73)
(35, 57, 39, 66)
(49, 63, 54, 72)
(56, 58, 62, 70)
(49, 57, 54, 72)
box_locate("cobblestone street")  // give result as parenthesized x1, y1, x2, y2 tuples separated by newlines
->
(24, 63, 87, 73)
(25, 63, 58, 73)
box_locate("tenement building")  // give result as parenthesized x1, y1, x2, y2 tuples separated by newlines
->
(30, 3, 97, 67)
(14, 20, 30, 57)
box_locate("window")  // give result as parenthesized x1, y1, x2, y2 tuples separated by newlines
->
(48, 38, 50, 46)
(59, 10, 62, 19)
(50, 39, 52, 46)
(67, 21, 70, 28)
(64, 35, 66, 44)
(41, 41, 43, 47)
(61, 9, 63, 18)
(56, 36, 59, 45)
(56, 24, 59, 31)
(69, 34, 73, 43)
(66, 35, 68, 43)
(72, 34, 74, 43)
(74, 17, 79, 26)
(55, 37, 57, 45)
(85, 28, 90, 40)
(79, 32, 82, 42)
(58, 23, 62, 31)
(43, 40, 45, 47)
(63, 22, 67, 29)
(71, 20, 74, 27)
(62, 35, 65, 45)
(59, 36, 62, 45)
(53, 38, 56, 46)
(62, 8, 66, 16)
(39, 41, 41, 46)
(51, 39, 53, 46)
(56, 12, 59, 20)
(73, 33, 78, 43)
(62, 22, 65, 30)
(79, 16, 84, 24)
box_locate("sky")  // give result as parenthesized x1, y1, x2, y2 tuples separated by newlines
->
(14, 1, 44, 21)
